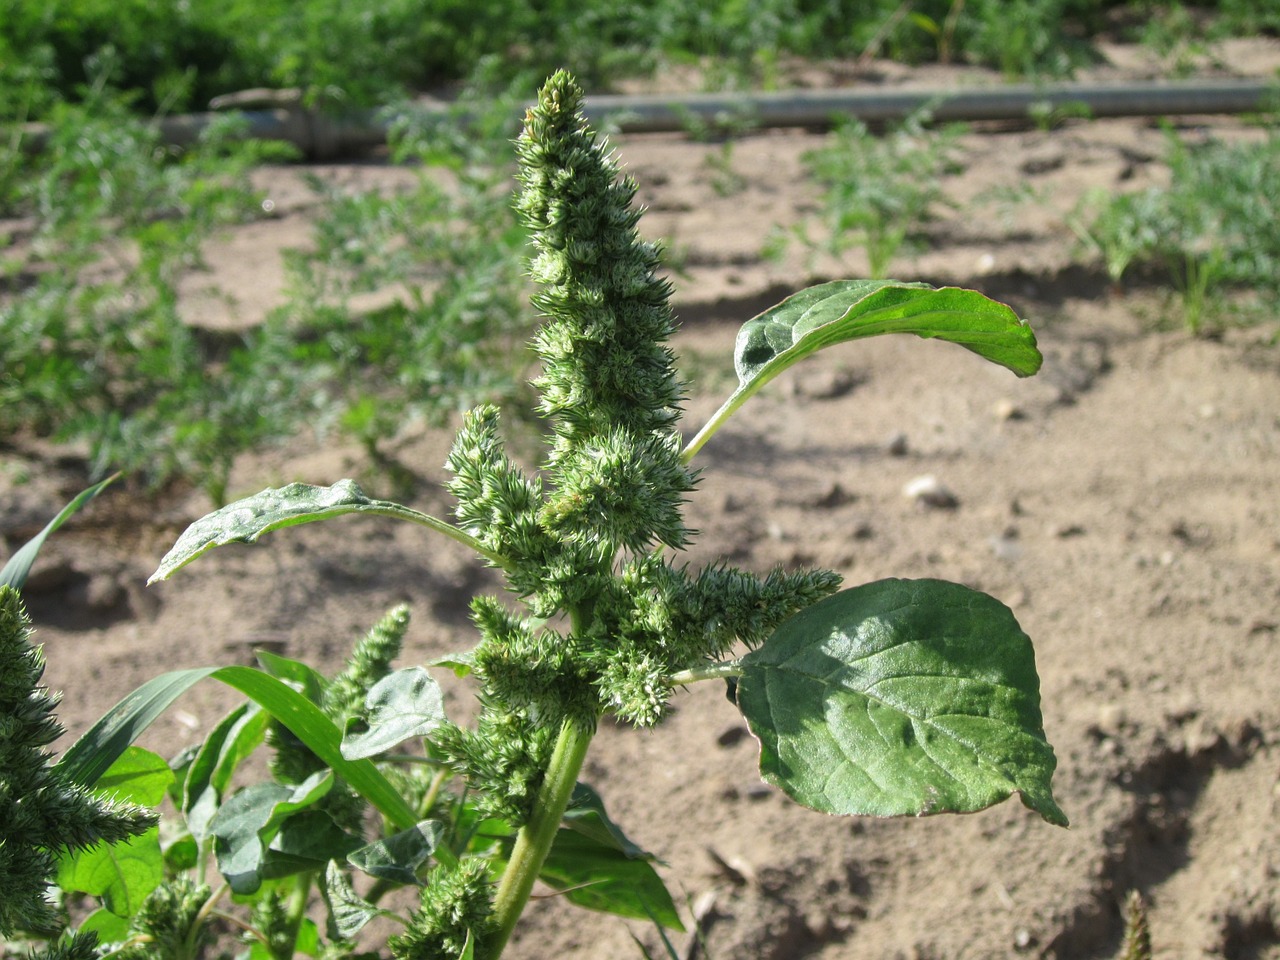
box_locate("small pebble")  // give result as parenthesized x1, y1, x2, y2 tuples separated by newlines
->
(886, 432, 909, 456)
(993, 398, 1024, 421)
(903, 474, 958, 509)
(1096, 704, 1125, 737)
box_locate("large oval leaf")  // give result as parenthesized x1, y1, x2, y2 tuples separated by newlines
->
(683, 280, 1041, 460)
(735, 578, 1067, 826)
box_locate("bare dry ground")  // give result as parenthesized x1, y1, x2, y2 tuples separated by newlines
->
(4, 40, 1279, 960)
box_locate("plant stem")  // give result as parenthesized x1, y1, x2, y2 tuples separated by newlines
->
(669, 661, 744, 686)
(484, 716, 594, 959)
(277, 870, 315, 960)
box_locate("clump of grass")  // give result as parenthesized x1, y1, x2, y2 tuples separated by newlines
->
(0, 76, 294, 503)
(1071, 122, 1280, 334)
(278, 93, 537, 473)
(773, 109, 965, 279)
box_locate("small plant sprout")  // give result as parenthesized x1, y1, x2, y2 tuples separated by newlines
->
(17, 72, 1064, 960)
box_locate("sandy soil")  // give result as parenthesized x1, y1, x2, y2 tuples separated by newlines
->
(4, 43, 1279, 960)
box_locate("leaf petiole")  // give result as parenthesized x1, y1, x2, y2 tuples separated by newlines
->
(669, 662, 744, 686)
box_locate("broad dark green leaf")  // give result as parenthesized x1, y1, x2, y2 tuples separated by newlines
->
(348, 821, 445, 885)
(736, 578, 1067, 825)
(148, 480, 466, 582)
(252, 812, 364, 886)
(210, 771, 333, 894)
(57, 666, 418, 832)
(341, 667, 447, 760)
(562, 783, 649, 860)
(539, 830, 683, 931)
(1, 474, 118, 589)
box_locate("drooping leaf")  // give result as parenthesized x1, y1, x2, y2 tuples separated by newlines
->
(348, 821, 445, 885)
(148, 480, 493, 582)
(209, 771, 333, 894)
(538, 829, 683, 931)
(256, 650, 327, 704)
(55, 828, 163, 917)
(735, 578, 1067, 826)
(562, 783, 650, 860)
(341, 667, 447, 760)
(735, 280, 1040, 384)
(57, 666, 418, 832)
(1, 474, 118, 589)
(684, 281, 1041, 459)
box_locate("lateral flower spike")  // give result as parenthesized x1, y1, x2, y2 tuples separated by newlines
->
(515, 70, 696, 555)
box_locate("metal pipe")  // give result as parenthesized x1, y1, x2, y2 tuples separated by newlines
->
(583, 79, 1277, 130)
(16, 79, 1275, 159)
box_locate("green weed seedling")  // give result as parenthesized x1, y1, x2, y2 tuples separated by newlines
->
(0, 71, 293, 504)
(3, 73, 1065, 960)
(779, 108, 965, 280)
(1071, 121, 1280, 334)
(280, 92, 536, 476)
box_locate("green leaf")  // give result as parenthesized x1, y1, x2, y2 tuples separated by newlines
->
(425, 648, 477, 679)
(210, 771, 333, 894)
(348, 821, 445, 885)
(78, 907, 131, 944)
(538, 829, 683, 931)
(95, 746, 173, 807)
(57, 666, 419, 832)
(735, 578, 1067, 826)
(735, 280, 1041, 383)
(341, 667, 447, 760)
(562, 783, 649, 860)
(184, 703, 270, 841)
(55, 828, 164, 917)
(256, 650, 327, 704)
(684, 281, 1041, 459)
(321, 860, 399, 940)
(148, 479, 502, 582)
(1, 474, 118, 589)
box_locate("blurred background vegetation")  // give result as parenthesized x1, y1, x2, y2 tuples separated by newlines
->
(2, 0, 1277, 502)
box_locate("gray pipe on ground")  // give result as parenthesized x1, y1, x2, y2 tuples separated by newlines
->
(16, 79, 1276, 159)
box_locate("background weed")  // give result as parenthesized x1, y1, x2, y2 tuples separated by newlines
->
(278, 95, 536, 474)
(1072, 121, 1280, 333)
(787, 110, 966, 279)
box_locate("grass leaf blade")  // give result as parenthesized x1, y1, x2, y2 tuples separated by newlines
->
(1, 474, 119, 589)
(57, 665, 418, 830)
